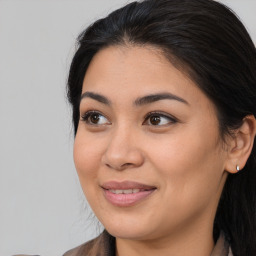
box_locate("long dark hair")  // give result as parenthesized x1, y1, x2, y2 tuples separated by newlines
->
(67, 0, 256, 255)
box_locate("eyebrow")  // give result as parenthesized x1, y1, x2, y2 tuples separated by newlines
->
(80, 92, 111, 105)
(134, 92, 188, 106)
(80, 91, 188, 106)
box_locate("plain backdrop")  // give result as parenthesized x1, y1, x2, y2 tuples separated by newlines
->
(0, 0, 255, 255)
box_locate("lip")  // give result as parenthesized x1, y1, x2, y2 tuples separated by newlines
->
(102, 181, 156, 190)
(101, 181, 157, 207)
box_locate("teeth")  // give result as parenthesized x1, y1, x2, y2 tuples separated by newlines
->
(109, 189, 141, 194)
(123, 189, 133, 194)
(113, 189, 123, 194)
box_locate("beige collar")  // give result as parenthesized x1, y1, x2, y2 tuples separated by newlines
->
(62, 230, 233, 256)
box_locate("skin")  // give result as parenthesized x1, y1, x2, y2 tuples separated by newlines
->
(73, 45, 255, 256)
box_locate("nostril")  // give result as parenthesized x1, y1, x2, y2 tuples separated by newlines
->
(121, 163, 133, 167)
(106, 163, 112, 168)
(105, 162, 134, 171)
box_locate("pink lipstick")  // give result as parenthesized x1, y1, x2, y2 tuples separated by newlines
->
(101, 181, 156, 207)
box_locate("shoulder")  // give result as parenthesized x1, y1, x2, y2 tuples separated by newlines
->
(63, 230, 115, 256)
(63, 239, 95, 256)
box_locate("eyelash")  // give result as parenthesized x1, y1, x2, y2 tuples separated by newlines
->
(81, 111, 110, 126)
(80, 111, 178, 127)
(143, 111, 178, 126)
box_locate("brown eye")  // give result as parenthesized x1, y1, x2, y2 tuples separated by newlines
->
(90, 113, 100, 124)
(143, 112, 177, 126)
(81, 111, 110, 125)
(150, 115, 161, 125)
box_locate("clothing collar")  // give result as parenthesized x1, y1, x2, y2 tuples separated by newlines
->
(63, 230, 232, 256)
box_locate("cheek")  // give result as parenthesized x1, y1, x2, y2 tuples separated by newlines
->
(73, 131, 104, 189)
(150, 126, 223, 208)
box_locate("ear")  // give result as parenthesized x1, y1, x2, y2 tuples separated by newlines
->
(225, 115, 256, 174)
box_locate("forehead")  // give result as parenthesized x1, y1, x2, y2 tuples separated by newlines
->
(82, 45, 213, 111)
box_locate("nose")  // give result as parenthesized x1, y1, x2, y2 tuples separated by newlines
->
(101, 126, 144, 171)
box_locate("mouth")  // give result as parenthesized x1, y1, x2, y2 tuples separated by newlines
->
(108, 188, 147, 194)
(101, 181, 157, 207)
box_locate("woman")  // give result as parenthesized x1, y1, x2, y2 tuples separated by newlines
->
(64, 0, 256, 255)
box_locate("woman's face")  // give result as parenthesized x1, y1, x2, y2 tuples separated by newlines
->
(74, 45, 229, 241)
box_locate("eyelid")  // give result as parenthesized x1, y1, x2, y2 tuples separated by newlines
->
(80, 110, 178, 127)
(143, 111, 178, 125)
(80, 110, 111, 125)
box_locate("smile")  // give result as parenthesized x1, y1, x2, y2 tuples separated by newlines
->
(101, 181, 157, 207)
(109, 189, 143, 194)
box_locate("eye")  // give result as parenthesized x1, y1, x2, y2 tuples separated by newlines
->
(81, 111, 110, 125)
(143, 112, 177, 126)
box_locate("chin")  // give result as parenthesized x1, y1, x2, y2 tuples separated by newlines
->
(107, 226, 152, 240)
(101, 215, 158, 240)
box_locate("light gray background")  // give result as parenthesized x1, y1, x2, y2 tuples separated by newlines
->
(0, 0, 255, 255)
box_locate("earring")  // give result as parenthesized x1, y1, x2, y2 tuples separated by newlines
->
(236, 165, 240, 172)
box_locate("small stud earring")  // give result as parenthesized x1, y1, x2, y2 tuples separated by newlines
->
(236, 165, 240, 172)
